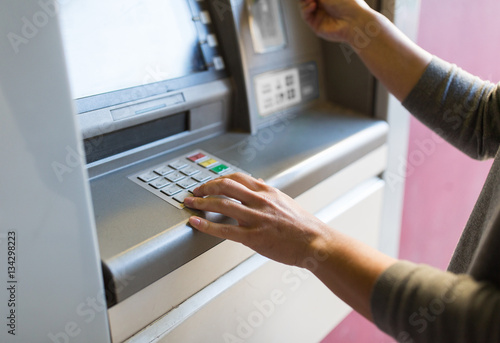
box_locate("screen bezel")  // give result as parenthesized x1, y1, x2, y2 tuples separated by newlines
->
(64, 0, 228, 114)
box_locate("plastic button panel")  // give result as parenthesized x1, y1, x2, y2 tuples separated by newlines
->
(129, 150, 248, 209)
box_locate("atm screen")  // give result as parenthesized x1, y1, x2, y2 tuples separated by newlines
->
(59, 0, 207, 100)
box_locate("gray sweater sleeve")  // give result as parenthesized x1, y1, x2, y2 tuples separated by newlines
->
(370, 57, 500, 342)
(371, 261, 500, 343)
(402, 57, 500, 160)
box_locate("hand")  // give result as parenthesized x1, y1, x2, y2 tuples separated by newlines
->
(299, 0, 372, 44)
(185, 173, 397, 320)
(184, 173, 330, 267)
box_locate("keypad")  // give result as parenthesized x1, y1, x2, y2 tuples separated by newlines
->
(129, 150, 247, 209)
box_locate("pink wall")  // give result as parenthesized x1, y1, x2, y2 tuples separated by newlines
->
(322, 0, 500, 341)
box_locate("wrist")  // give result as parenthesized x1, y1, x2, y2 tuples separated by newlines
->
(345, 7, 386, 53)
(298, 222, 334, 272)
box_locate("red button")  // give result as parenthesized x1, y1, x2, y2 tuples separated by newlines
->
(187, 152, 206, 162)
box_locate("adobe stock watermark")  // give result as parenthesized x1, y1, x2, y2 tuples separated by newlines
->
(385, 90, 487, 193)
(222, 248, 328, 342)
(47, 271, 135, 343)
(212, 0, 232, 22)
(51, 61, 179, 183)
(51, 121, 115, 183)
(385, 130, 445, 192)
(396, 279, 467, 343)
(340, 19, 382, 64)
(7, 0, 71, 54)
(340, 0, 404, 64)
(232, 112, 291, 166)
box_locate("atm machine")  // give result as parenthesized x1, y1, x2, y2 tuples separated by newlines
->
(1, 0, 418, 342)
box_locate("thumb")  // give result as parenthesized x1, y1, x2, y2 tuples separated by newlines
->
(300, 0, 318, 23)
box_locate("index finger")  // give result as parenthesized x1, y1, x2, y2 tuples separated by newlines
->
(191, 176, 257, 205)
(218, 172, 267, 192)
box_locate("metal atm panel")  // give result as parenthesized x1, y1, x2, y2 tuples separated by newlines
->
(56, 0, 390, 340)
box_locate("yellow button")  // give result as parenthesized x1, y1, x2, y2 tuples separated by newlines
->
(199, 158, 217, 168)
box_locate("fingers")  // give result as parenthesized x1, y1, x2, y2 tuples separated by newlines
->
(300, 0, 318, 23)
(300, 0, 317, 13)
(189, 216, 247, 243)
(191, 173, 265, 204)
(185, 172, 275, 231)
(184, 195, 254, 225)
(221, 172, 265, 192)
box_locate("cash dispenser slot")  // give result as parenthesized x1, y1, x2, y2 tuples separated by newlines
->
(84, 112, 189, 164)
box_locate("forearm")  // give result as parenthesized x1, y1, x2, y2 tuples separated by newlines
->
(372, 261, 500, 343)
(402, 57, 500, 160)
(305, 225, 397, 321)
(347, 8, 432, 101)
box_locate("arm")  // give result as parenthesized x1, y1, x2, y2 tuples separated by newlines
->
(185, 174, 500, 343)
(301, 0, 500, 159)
(402, 57, 500, 160)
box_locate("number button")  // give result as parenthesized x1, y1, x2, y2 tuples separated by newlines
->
(166, 171, 185, 182)
(161, 184, 183, 196)
(138, 171, 159, 183)
(149, 178, 170, 189)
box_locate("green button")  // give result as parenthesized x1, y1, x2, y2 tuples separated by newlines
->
(211, 164, 229, 174)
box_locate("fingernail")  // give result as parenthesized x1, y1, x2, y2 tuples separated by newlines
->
(189, 217, 201, 227)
